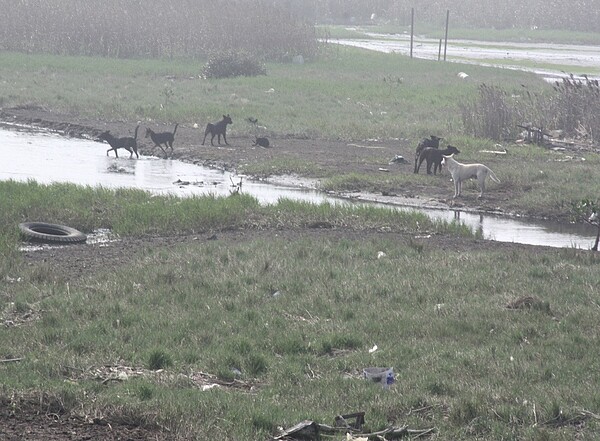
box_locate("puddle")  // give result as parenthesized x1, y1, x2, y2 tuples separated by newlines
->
(330, 33, 600, 82)
(1, 126, 597, 249)
(0, 125, 331, 204)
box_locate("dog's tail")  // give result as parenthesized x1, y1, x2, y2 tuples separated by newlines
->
(172, 123, 179, 136)
(488, 168, 501, 184)
(133, 125, 139, 140)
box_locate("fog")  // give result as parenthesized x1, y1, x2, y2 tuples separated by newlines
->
(0, 1, 597, 62)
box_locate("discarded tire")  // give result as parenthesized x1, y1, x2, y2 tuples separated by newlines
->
(18, 222, 87, 244)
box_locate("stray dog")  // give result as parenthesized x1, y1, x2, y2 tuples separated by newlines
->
(441, 154, 500, 198)
(414, 135, 443, 173)
(415, 145, 460, 175)
(202, 114, 233, 146)
(145, 123, 178, 157)
(99, 125, 139, 159)
(252, 137, 270, 148)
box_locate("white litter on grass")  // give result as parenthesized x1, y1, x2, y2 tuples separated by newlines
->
(368, 344, 378, 353)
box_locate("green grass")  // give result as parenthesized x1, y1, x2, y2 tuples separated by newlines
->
(2, 187, 600, 438)
(0, 47, 547, 141)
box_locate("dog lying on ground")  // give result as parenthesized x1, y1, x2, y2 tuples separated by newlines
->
(252, 137, 270, 148)
(98, 125, 139, 159)
(415, 145, 460, 175)
(145, 123, 178, 157)
(414, 135, 443, 173)
(202, 114, 233, 146)
(441, 154, 500, 198)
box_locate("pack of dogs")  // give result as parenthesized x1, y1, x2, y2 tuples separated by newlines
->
(413, 134, 501, 199)
(98, 122, 499, 200)
(99, 113, 274, 160)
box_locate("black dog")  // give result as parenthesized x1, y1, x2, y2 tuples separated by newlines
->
(414, 135, 443, 173)
(415, 145, 460, 175)
(99, 125, 139, 159)
(145, 123, 178, 157)
(252, 137, 270, 148)
(202, 114, 232, 146)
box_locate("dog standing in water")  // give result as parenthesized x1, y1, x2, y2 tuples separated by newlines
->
(441, 154, 500, 198)
(99, 125, 139, 159)
(145, 123, 178, 157)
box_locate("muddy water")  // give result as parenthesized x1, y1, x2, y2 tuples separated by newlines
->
(1, 126, 597, 249)
(0, 125, 331, 204)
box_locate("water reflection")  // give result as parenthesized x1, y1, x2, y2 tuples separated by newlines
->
(0, 125, 596, 249)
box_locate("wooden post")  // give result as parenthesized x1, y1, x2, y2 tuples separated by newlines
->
(443, 9, 450, 61)
(438, 39, 442, 61)
(410, 8, 414, 58)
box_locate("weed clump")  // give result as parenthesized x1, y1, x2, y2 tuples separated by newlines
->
(147, 349, 173, 370)
(460, 75, 600, 143)
(202, 52, 267, 79)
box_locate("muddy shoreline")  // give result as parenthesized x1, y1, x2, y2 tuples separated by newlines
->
(0, 105, 534, 221)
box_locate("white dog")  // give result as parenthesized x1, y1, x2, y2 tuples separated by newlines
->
(441, 154, 500, 198)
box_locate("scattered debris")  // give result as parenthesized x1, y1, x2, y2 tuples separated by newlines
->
(457, 71, 469, 79)
(363, 367, 394, 389)
(389, 154, 408, 164)
(479, 148, 507, 155)
(506, 296, 552, 315)
(335, 412, 365, 431)
(0, 357, 24, 363)
(378, 167, 389, 172)
(274, 414, 435, 441)
(229, 176, 243, 195)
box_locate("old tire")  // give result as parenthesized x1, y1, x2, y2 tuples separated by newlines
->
(19, 222, 87, 244)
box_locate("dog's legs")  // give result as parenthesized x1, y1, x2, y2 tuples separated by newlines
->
(416, 154, 426, 174)
(223, 133, 228, 145)
(478, 175, 486, 198)
(453, 177, 461, 198)
(155, 143, 167, 157)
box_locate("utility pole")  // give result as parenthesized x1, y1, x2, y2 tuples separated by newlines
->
(410, 8, 414, 58)
(443, 9, 450, 61)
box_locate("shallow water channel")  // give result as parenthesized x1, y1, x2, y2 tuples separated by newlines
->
(332, 33, 600, 82)
(1, 125, 597, 249)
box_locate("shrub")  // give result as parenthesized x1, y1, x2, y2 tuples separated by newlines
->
(461, 75, 600, 143)
(202, 52, 267, 79)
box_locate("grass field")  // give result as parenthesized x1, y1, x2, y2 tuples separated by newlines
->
(0, 45, 547, 141)
(2, 40, 600, 439)
(2, 182, 600, 439)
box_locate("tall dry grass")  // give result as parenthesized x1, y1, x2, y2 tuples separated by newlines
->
(0, 0, 319, 61)
(460, 76, 600, 143)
